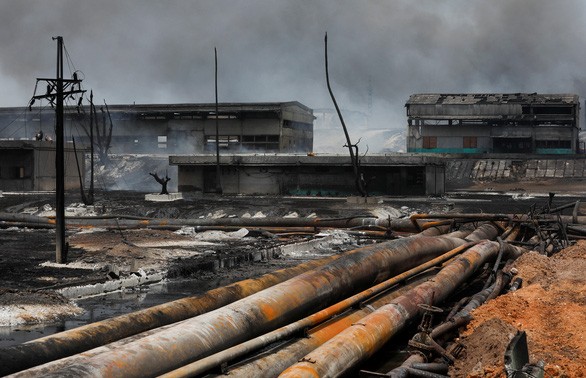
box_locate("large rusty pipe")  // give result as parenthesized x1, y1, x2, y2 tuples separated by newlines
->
(279, 241, 505, 378)
(159, 242, 479, 378)
(217, 273, 437, 378)
(20, 234, 465, 378)
(463, 222, 499, 241)
(0, 254, 342, 376)
(0, 212, 449, 233)
(411, 212, 586, 225)
(3, 212, 586, 231)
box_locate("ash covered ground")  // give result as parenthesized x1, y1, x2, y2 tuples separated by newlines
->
(1, 187, 585, 376)
(0, 190, 420, 327)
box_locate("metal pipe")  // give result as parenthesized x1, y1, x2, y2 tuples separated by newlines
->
(221, 274, 436, 378)
(21, 234, 464, 378)
(386, 353, 426, 378)
(403, 367, 450, 378)
(411, 213, 511, 222)
(0, 212, 432, 233)
(548, 200, 580, 214)
(159, 242, 479, 378)
(411, 362, 449, 374)
(3, 212, 586, 232)
(431, 263, 513, 340)
(0, 254, 342, 376)
(464, 223, 500, 241)
(411, 212, 586, 225)
(278, 241, 503, 378)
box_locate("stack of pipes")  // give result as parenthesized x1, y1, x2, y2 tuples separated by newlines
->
(1, 219, 532, 378)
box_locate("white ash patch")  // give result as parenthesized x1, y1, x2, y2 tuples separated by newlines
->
(0, 290, 83, 326)
(370, 206, 403, 219)
(132, 240, 217, 248)
(207, 210, 227, 219)
(0, 304, 83, 326)
(274, 230, 358, 259)
(76, 227, 109, 234)
(175, 228, 250, 242)
(40, 261, 104, 271)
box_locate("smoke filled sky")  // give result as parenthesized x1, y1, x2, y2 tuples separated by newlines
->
(1, 0, 586, 130)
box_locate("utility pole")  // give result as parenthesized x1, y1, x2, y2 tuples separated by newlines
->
(214, 47, 223, 194)
(30, 36, 85, 263)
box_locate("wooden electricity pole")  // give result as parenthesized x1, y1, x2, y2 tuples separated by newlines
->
(214, 47, 223, 194)
(30, 36, 85, 263)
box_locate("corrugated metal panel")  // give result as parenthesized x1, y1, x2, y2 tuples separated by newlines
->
(407, 93, 579, 106)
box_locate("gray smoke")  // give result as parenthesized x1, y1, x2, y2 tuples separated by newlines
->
(1, 0, 585, 149)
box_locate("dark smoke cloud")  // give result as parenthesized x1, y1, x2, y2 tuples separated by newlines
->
(1, 0, 585, 141)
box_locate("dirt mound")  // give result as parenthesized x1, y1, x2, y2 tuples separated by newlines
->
(451, 317, 517, 377)
(451, 241, 586, 377)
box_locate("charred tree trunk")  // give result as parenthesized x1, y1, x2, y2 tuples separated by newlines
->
(150, 172, 171, 195)
(324, 33, 367, 197)
(72, 136, 93, 205)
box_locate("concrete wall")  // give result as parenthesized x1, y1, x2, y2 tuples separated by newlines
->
(34, 145, 85, 191)
(177, 164, 443, 196)
(0, 142, 84, 191)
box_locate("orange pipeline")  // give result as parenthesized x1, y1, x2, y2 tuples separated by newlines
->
(22, 234, 464, 378)
(159, 242, 478, 378)
(0, 254, 341, 376)
(279, 241, 506, 378)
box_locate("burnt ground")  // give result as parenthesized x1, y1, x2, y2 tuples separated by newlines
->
(1, 187, 586, 374)
(0, 191, 387, 292)
(1, 189, 583, 293)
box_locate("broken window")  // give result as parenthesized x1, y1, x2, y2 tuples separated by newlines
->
(157, 135, 167, 149)
(242, 135, 280, 151)
(205, 135, 240, 151)
(535, 140, 571, 149)
(532, 106, 573, 115)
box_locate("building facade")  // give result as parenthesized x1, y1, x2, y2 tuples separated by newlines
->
(170, 154, 445, 196)
(0, 102, 314, 154)
(0, 141, 84, 191)
(406, 93, 580, 154)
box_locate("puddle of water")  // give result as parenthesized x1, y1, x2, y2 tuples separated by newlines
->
(0, 278, 221, 348)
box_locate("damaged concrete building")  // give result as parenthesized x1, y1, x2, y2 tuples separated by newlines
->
(406, 93, 581, 154)
(0, 102, 314, 154)
(0, 140, 84, 191)
(170, 154, 445, 196)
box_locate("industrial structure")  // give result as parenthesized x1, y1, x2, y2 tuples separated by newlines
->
(169, 154, 445, 196)
(0, 140, 84, 191)
(0, 101, 314, 154)
(406, 93, 581, 154)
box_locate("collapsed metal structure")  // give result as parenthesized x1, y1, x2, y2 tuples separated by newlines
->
(0, 205, 582, 377)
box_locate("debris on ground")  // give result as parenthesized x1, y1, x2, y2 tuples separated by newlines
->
(0, 289, 83, 326)
(451, 240, 586, 377)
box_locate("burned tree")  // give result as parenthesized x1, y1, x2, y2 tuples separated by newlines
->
(324, 33, 367, 197)
(95, 101, 114, 165)
(149, 172, 171, 195)
(78, 90, 114, 166)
